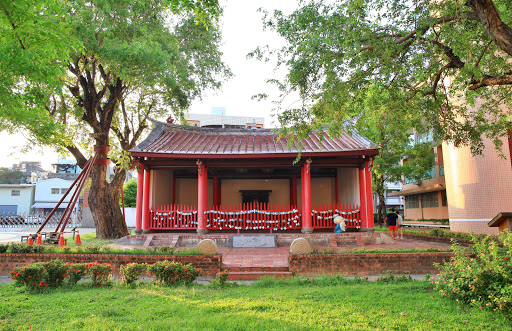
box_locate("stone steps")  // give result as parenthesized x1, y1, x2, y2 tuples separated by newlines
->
(143, 235, 180, 248)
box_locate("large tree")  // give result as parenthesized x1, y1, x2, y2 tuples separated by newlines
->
(253, 0, 512, 153)
(0, 0, 230, 238)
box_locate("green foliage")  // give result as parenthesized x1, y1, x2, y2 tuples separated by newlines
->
(256, 0, 512, 155)
(0, 0, 230, 239)
(309, 247, 450, 254)
(119, 262, 146, 285)
(65, 263, 88, 285)
(209, 269, 231, 288)
(87, 261, 112, 287)
(121, 179, 137, 208)
(434, 231, 512, 316)
(10, 264, 48, 290)
(10, 259, 68, 290)
(377, 270, 413, 283)
(0, 168, 26, 184)
(146, 261, 202, 286)
(405, 218, 450, 225)
(6, 243, 45, 254)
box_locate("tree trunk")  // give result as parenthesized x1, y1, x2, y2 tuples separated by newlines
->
(87, 148, 129, 239)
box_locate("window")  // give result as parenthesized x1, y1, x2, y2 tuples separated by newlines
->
(421, 167, 436, 180)
(441, 191, 448, 206)
(405, 195, 420, 209)
(60, 188, 67, 194)
(422, 192, 439, 208)
(11, 190, 20, 196)
(439, 165, 445, 176)
(51, 188, 60, 194)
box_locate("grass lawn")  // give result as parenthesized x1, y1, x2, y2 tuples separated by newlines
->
(0, 279, 509, 330)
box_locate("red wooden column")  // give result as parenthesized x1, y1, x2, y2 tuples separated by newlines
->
(358, 164, 368, 231)
(135, 163, 144, 234)
(142, 166, 151, 234)
(197, 160, 208, 234)
(290, 175, 297, 206)
(364, 160, 375, 231)
(302, 159, 313, 233)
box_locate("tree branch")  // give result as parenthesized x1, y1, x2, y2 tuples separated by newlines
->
(65, 145, 88, 169)
(466, 0, 512, 56)
(469, 71, 512, 90)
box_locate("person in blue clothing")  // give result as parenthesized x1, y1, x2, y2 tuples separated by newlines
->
(384, 207, 399, 239)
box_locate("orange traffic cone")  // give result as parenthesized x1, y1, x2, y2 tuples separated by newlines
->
(36, 233, 43, 245)
(58, 232, 65, 247)
(27, 234, 33, 246)
(75, 230, 82, 245)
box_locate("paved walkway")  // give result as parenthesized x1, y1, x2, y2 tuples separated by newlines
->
(0, 227, 97, 244)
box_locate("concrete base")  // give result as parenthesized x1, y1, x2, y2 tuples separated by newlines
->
(360, 227, 375, 233)
(134, 229, 143, 234)
(232, 235, 277, 248)
(301, 227, 314, 234)
(196, 228, 209, 235)
(142, 229, 151, 234)
(81, 207, 95, 227)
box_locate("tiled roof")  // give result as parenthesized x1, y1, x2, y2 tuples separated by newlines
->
(130, 122, 378, 158)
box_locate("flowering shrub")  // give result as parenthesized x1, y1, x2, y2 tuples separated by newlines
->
(147, 261, 202, 286)
(65, 263, 88, 285)
(209, 269, 230, 288)
(10, 259, 68, 289)
(119, 263, 146, 285)
(87, 261, 112, 286)
(434, 231, 512, 316)
(10, 263, 47, 290)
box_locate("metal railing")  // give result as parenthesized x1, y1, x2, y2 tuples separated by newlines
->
(0, 211, 82, 228)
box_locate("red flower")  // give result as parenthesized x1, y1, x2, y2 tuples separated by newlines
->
(504, 257, 509, 260)
(63, 274, 67, 278)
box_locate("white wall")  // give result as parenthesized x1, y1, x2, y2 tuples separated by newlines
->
(34, 178, 78, 203)
(0, 185, 35, 214)
(124, 207, 136, 227)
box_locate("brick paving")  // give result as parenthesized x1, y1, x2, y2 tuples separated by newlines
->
(219, 247, 289, 268)
(218, 235, 453, 269)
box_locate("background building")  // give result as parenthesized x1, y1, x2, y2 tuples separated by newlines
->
(187, 107, 264, 129)
(0, 184, 35, 216)
(390, 116, 512, 234)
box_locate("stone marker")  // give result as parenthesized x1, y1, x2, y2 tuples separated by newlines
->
(197, 239, 218, 255)
(290, 238, 312, 254)
(232, 235, 277, 248)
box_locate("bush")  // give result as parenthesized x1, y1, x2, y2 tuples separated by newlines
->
(147, 261, 202, 286)
(65, 263, 88, 285)
(209, 269, 230, 288)
(433, 231, 512, 316)
(10, 263, 47, 290)
(42, 260, 68, 287)
(7, 243, 44, 254)
(120, 263, 146, 285)
(87, 261, 112, 286)
(10, 259, 68, 289)
(0, 243, 9, 253)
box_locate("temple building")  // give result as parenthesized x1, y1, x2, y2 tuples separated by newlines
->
(129, 120, 378, 234)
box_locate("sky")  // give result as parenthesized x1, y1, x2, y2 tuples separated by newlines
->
(0, 0, 300, 170)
